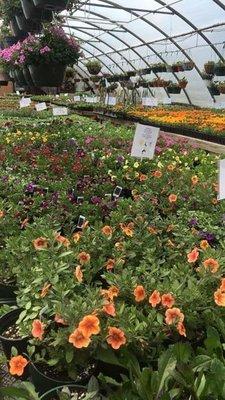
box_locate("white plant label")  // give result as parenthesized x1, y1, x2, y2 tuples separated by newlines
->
(74, 95, 81, 102)
(35, 102, 47, 112)
(131, 123, 160, 159)
(218, 159, 225, 200)
(53, 107, 68, 116)
(105, 96, 117, 106)
(20, 97, 31, 108)
(142, 97, 158, 107)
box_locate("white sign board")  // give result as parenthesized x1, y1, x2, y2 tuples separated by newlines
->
(218, 159, 225, 200)
(142, 97, 158, 107)
(20, 97, 31, 108)
(74, 95, 81, 102)
(131, 123, 160, 159)
(163, 98, 172, 105)
(53, 107, 68, 116)
(35, 102, 47, 112)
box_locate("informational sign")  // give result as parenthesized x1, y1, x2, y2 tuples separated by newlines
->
(53, 107, 68, 116)
(163, 98, 172, 105)
(20, 97, 31, 108)
(35, 102, 47, 112)
(74, 95, 81, 102)
(131, 123, 160, 159)
(85, 97, 98, 103)
(142, 97, 158, 107)
(105, 96, 117, 106)
(218, 159, 225, 200)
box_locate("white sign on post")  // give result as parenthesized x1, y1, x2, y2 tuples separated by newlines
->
(20, 97, 31, 108)
(105, 96, 117, 106)
(131, 123, 160, 159)
(218, 159, 225, 200)
(53, 107, 68, 116)
(35, 102, 47, 112)
(74, 95, 81, 102)
(142, 97, 158, 107)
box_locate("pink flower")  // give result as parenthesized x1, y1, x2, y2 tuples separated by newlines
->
(40, 46, 51, 55)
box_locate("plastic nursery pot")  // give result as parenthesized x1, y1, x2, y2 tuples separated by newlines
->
(32, 0, 69, 12)
(21, 0, 53, 21)
(0, 281, 17, 300)
(40, 385, 86, 400)
(204, 62, 215, 75)
(0, 309, 28, 360)
(23, 66, 34, 86)
(15, 69, 27, 87)
(214, 65, 225, 77)
(28, 64, 66, 87)
(15, 13, 41, 33)
(10, 17, 28, 39)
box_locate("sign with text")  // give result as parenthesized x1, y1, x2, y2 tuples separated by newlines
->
(20, 97, 31, 108)
(105, 96, 117, 106)
(131, 123, 160, 159)
(85, 97, 98, 103)
(35, 102, 47, 112)
(142, 97, 158, 107)
(53, 107, 68, 116)
(218, 159, 225, 200)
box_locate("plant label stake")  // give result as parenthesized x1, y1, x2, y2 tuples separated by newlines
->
(20, 97, 31, 108)
(113, 186, 122, 200)
(77, 196, 84, 204)
(77, 215, 86, 229)
(35, 102, 47, 112)
(131, 123, 160, 160)
(53, 107, 68, 116)
(218, 159, 225, 201)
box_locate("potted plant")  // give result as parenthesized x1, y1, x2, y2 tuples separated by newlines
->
(214, 60, 225, 76)
(218, 81, 225, 94)
(86, 60, 102, 75)
(204, 61, 215, 75)
(138, 79, 149, 88)
(90, 76, 101, 83)
(151, 63, 167, 73)
(202, 72, 214, 81)
(21, 0, 53, 22)
(171, 62, 184, 72)
(178, 77, 188, 89)
(140, 67, 152, 75)
(182, 60, 195, 71)
(32, 0, 69, 12)
(0, 309, 28, 360)
(126, 70, 136, 77)
(207, 82, 220, 96)
(167, 82, 182, 93)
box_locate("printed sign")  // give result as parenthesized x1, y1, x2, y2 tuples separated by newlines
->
(142, 97, 158, 107)
(74, 95, 81, 102)
(105, 96, 117, 106)
(131, 123, 160, 159)
(218, 159, 225, 200)
(53, 107, 68, 116)
(20, 97, 31, 108)
(35, 102, 47, 112)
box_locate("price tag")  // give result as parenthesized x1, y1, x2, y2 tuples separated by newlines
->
(163, 98, 172, 105)
(142, 97, 158, 107)
(53, 107, 68, 116)
(131, 123, 160, 159)
(35, 102, 47, 112)
(19, 97, 31, 108)
(218, 159, 225, 200)
(105, 96, 116, 106)
(74, 95, 81, 102)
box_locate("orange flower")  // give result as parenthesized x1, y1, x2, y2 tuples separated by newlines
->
(101, 225, 113, 236)
(103, 302, 116, 317)
(187, 248, 199, 263)
(165, 308, 184, 325)
(153, 170, 162, 178)
(147, 226, 158, 235)
(9, 355, 28, 376)
(55, 234, 70, 248)
(139, 173, 148, 182)
(101, 286, 119, 301)
(31, 320, 45, 340)
(214, 289, 225, 306)
(212, 198, 218, 205)
(73, 232, 81, 243)
(105, 258, 115, 271)
(77, 252, 90, 265)
(167, 164, 175, 171)
(78, 315, 100, 337)
(54, 314, 67, 325)
(149, 290, 161, 308)
(0, 210, 4, 218)
(107, 327, 126, 349)
(220, 278, 225, 292)
(191, 175, 199, 185)
(134, 285, 146, 302)
(32, 237, 48, 250)
(200, 240, 209, 250)
(74, 265, 83, 283)
(161, 293, 175, 308)
(177, 322, 186, 337)
(168, 194, 177, 203)
(40, 282, 51, 298)
(121, 225, 134, 237)
(69, 328, 91, 348)
(203, 258, 219, 273)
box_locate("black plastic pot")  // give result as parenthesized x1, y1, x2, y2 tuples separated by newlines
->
(21, 0, 53, 21)
(32, 0, 68, 12)
(15, 69, 27, 87)
(15, 13, 41, 33)
(167, 86, 182, 94)
(0, 309, 28, 359)
(28, 64, 66, 87)
(0, 282, 17, 300)
(214, 65, 225, 76)
(10, 17, 28, 39)
(23, 66, 34, 86)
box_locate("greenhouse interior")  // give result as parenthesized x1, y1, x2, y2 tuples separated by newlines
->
(1, 1, 225, 399)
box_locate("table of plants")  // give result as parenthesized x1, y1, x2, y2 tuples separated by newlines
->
(0, 97, 225, 400)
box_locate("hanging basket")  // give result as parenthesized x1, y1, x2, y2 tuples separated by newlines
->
(28, 63, 66, 87)
(21, 0, 53, 21)
(32, 0, 69, 12)
(204, 62, 215, 75)
(15, 13, 41, 33)
(167, 86, 182, 94)
(208, 85, 220, 96)
(218, 85, 225, 94)
(214, 65, 225, 76)
(182, 61, 194, 71)
(86, 65, 102, 75)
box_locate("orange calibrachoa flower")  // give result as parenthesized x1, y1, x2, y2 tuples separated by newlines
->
(101, 225, 113, 236)
(161, 293, 175, 308)
(77, 252, 90, 265)
(32, 237, 48, 250)
(203, 258, 219, 273)
(153, 170, 162, 178)
(31, 320, 45, 340)
(149, 290, 161, 308)
(120, 223, 134, 237)
(9, 355, 28, 376)
(40, 282, 51, 298)
(69, 328, 91, 349)
(73, 232, 81, 243)
(107, 327, 126, 349)
(200, 240, 209, 250)
(103, 302, 116, 317)
(74, 265, 83, 283)
(168, 194, 177, 203)
(78, 315, 100, 337)
(139, 173, 148, 182)
(101, 286, 120, 301)
(54, 314, 67, 325)
(214, 289, 225, 307)
(134, 285, 146, 302)
(177, 322, 186, 337)
(220, 278, 225, 292)
(191, 175, 199, 185)
(167, 164, 175, 171)
(55, 234, 70, 248)
(187, 247, 199, 263)
(105, 258, 115, 271)
(165, 308, 184, 325)
(0, 210, 4, 218)
(147, 226, 158, 235)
